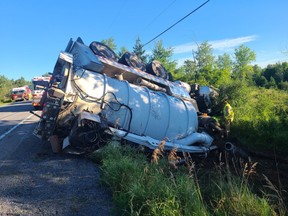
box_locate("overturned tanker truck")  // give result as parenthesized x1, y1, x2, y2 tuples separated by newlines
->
(33, 37, 234, 157)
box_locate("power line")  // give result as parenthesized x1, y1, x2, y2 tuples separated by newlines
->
(142, 0, 210, 48)
(140, 0, 177, 35)
(104, 0, 126, 36)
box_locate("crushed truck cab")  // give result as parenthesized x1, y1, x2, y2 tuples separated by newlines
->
(33, 37, 226, 156)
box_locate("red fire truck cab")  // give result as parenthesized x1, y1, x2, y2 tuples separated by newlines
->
(11, 86, 31, 101)
(31, 76, 51, 109)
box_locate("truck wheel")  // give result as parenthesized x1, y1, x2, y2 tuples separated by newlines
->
(89, 41, 118, 61)
(146, 60, 170, 80)
(118, 52, 146, 71)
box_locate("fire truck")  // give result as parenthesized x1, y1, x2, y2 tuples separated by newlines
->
(31, 76, 51, 109)
(11, 86, 31, 101)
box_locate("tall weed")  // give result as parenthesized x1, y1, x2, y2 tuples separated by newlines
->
(200, 155, 277, 216)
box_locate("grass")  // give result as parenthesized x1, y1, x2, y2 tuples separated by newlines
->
(0, 98, 12, 106)
(90, 141, 285, 216)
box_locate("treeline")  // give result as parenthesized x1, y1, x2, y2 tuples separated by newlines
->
(102, 37, 288, 91)
(177, 43, 288, 90)
(1, 38, 287, 102)
(254, 62, 288, 90)
(0, 76, 31, 102)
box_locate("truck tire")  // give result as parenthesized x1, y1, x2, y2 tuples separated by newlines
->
(118, 52, 146, 71)
(89, 41, 118, 61)
(146, 60, 170, 80)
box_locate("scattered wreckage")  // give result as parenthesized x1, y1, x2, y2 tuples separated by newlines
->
(32, 37, 236, 157)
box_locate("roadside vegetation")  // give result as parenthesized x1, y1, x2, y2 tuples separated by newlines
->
(221, 82, 288, 157)
(90, 143, 285, 215)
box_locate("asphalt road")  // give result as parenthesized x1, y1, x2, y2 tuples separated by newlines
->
(0, 101, 113, 215)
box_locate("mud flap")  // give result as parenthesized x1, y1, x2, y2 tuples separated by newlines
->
(49, 135, 62, 153)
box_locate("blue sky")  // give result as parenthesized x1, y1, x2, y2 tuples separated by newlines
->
(0, 0, 287, 81)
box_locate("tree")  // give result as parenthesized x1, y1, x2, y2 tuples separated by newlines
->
(216, 53, 233, 85)
(265, 77, 277, 89)
(217, 53, 233, 72)
(263, 63, 283, 84)
(192, 41, 216, 85)
(262, 62, 288, 87)
(252, 65, 263, 86)
(14, 76, 30, 87)
(118, 46, 128, 58)
(150, 40, 177, 74)
(254, 75, 268, 87)
(176, 59, 197, 82)
(233, 45, 256, 82)
(278, 81, 288, 90)
(42, 72, 51, 77)
(133, 37, 148, 64)
(0, 75, 13, 101)
(282, 62, 288, 81)
(182, 59, 197, 82)
(101, 37, 117, 52)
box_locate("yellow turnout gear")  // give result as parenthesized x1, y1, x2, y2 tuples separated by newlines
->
(223, 101, 234, 137)
(223, 102, 234, 122)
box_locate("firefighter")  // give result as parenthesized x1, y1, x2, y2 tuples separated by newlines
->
(223, 97, 234, 138)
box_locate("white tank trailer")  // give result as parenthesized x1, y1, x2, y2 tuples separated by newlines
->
(33, 37, 231, 157)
